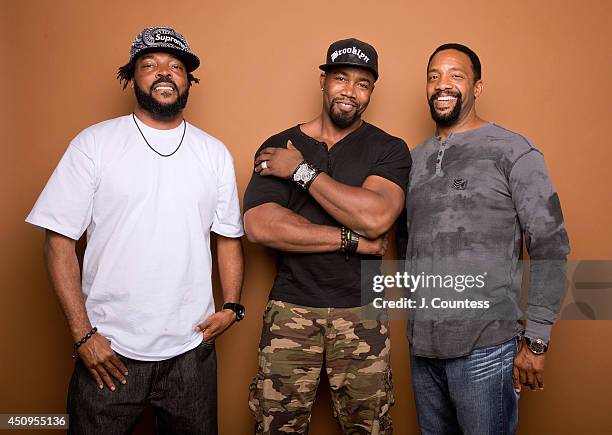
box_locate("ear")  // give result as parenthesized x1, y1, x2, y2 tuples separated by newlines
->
(320, 73, 326, 91)
(473, 79, 483, 99)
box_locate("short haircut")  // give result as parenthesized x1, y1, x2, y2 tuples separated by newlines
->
(427, 43, 481, 82)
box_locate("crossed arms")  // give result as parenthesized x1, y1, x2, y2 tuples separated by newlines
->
(244, 143, 406, 254)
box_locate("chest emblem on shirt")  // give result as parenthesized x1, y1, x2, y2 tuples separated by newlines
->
(451, 178, 468, 190)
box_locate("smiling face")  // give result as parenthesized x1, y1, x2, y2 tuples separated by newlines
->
(321, 66, 375, 129)
(426, 49, 482, 127)
(133, 52, 190, 119)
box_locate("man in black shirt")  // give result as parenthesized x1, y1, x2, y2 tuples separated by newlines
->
(243, 38, 411, 434)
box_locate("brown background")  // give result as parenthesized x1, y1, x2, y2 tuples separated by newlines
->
(2, 0, 611, 434)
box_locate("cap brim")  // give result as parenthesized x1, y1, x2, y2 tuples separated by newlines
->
(319, 62, 378, 81)
(134, 47, 200, 73)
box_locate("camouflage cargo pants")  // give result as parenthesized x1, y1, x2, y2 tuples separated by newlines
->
(248, 300, 394, 434)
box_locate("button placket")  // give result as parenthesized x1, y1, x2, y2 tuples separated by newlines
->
(435, 141, 447, 177)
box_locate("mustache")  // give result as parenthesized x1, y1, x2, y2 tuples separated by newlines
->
(332, 97, 357, 107)
(430, 90, 462, 102)
(150, 77, 177, 91)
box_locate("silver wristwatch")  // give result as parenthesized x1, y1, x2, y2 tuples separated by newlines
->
(524, 336, 548, 354)
(292, 161, 321, 190)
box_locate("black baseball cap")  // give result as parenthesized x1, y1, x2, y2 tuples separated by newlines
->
(319, 38, 379, 81)
(127, 27, 200, 72)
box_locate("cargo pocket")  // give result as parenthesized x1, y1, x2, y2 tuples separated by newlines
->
(248, 372, 265, 434)
(262, 299, 275, 319)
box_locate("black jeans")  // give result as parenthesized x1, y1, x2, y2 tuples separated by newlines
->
(67, 341, 217, 435)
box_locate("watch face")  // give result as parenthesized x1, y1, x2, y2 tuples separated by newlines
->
(293, 164, 313, 184)
(293, 166, 305, 182)
(528, 338, 546, 354)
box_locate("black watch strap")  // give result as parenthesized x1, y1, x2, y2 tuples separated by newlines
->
(222, 302, 245, 321)
(292, 161, 321, 190)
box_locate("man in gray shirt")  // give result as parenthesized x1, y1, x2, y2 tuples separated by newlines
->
(402, 43, 570, 434)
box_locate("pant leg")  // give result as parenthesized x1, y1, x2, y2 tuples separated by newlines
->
(67, 354, 151, 435)
(150, 340, 218, 435)
(445, 337, 519, 435)
(325, 306, 394, 435)
(409, 352, 461, 435)
(248, 300, 326, 434)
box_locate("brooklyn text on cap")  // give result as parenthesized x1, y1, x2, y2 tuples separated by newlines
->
(319, 38, 379, 81)
(128, 27, 200, 72)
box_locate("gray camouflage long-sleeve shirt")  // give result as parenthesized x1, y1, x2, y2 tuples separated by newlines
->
(404, 123, 570, 358)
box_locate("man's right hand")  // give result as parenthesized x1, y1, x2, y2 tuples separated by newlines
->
(77, 333, 128, 391)
(357, 233, 389, 256)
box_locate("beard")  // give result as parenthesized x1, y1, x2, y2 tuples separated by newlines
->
(328, 99, 364, 129)
(134, 78, 189, 120)
(428, 91, 462, 127)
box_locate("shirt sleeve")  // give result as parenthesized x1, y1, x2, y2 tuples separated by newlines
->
(509, 148, 570, 342)
(211, 148, 245, 238)
(242, 138, 293, 213)
(25, 142, 96, 240)
(368, 138, 412, 193)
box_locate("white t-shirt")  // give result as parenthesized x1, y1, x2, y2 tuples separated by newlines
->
(26, 115, 244, 361)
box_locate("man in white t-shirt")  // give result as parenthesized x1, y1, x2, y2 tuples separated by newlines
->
(26, 27, 244, 435)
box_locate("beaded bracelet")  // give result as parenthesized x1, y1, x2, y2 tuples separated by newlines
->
(340, 227, 347, 253)
(72, 327, 98, 359)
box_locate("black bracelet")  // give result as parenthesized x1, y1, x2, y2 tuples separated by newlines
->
(339, 227, 359, 260)
(72, 327, 98, 359)
(347, 230, 360, 255)
(345, 229, 352, 260)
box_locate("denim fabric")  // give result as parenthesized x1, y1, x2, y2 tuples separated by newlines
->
(67, 340, 217, 435)
(410, 337, 519, 435)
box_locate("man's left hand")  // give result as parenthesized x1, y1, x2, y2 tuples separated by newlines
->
(255, 140, 304, 179)
(513, 338, 546, 392)
(195, 310, 236, 343)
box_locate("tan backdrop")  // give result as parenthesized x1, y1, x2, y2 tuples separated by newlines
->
(2, 0, 611, 433)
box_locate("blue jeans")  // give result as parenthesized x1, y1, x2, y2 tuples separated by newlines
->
(410, 337, 519, 435)
(67, 340, 217, 435)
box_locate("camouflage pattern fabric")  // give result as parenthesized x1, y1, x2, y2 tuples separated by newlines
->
(248, 300, 394, 434)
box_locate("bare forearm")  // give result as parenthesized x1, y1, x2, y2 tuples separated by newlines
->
(308, 174, 403, 238)
(244, 204, 340, 253)
(216, 235, 244, 303)
(43, 230, 91, 341)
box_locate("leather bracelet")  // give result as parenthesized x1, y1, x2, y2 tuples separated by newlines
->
(339, 227, 359, 260)
(347, 230, 360, 254)
(72, 327, 98, 359)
